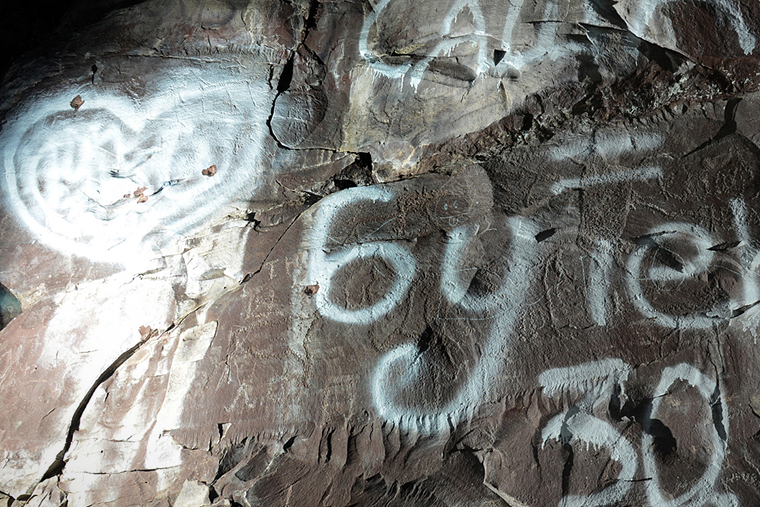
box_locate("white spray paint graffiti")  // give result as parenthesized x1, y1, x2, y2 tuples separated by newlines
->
(620, 0, 756, 55)
(540, 359, 636, 506)
(729, 198, 760, 342)
(307, 186, 417, 324)
(360, 0, 584, 89)
(550, 132, 663, 161)
(371, 217, 538, 429)
(626, 222, 719, 328)
(304, 187, 538, 430)
(304, 176, 759, 428)
(539, 357, 631, 400)
(642, 363, 735, 507)
(0, 67, 272, 267)
(624, 211, 760, 330)
(358, 0, 413, 81)
(583, 239, 613, 326)
(296, 131, 757, 501)
(550, 132, 663, 194)
(493, 0, 585, 77)
(359, 0, 757, 89)
(551, 165, 662, 195)
(543, 411, 638, 507)
(553, 132, 664, 326)
(406, 0, 490, 89)
(541, 359, 737, 507)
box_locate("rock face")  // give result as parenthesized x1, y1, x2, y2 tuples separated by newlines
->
(1, 0, 760, 506)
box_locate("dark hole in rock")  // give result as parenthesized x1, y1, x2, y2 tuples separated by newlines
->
(214, 438, 250, 482)
(711, 383, 727, 441)
(334, 178, 357, 190)
(616, 397, 678, 458)
(609, 391, 622, 421)
(0, 283, 22, 330)
(282, 435, 296, 452)
(245, 212, 261, 228)
(638, 399, 678, 457)
(277, 56, 294, 94)
(329, 153, 374, 191)
(638, 38, 683, 72)
(493, 49, 506, 66)
(653, 247, 684, 272)
(647, 419, 678, 456)
(305, 0, 320, 30)
(303, 191, 322, 206)
(417, 325, 434, 353)
(709, 240, 741, 251)
(561, 441, 575, 498)
(535, 228, 556, 243)
(521, 113, 533, 131)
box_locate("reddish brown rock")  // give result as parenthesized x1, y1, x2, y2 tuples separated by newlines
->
(1, 0, 760, 506)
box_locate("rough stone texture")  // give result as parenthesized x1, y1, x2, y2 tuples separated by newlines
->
(2, 0, 760, 506)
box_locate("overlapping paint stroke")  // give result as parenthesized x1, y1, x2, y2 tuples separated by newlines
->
(1, 67, 272, 266)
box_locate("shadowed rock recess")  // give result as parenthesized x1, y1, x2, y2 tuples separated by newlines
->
(3, 0, 760, 505)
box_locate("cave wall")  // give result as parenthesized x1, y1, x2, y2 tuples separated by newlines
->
(1, 0, 760, 506)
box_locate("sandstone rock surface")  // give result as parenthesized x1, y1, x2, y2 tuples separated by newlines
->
(1, 0, 760, 506)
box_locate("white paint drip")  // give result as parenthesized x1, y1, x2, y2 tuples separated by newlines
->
(360, 0, 584, 90)
(596, 131, 662, 158)
(359, 0, 753, 93)
(495, 0, 585, 75)
(730, 198, 760, 303)
(541, 359, 635, 506)
(642, 363, 736, 507)
(359, 0, 413, 81)
(1, 66, 272, 268)
(540, 360, 736, 506)
(729, 198, 760, 343)
(539, 358, 630, 398)
(730, 198, 752, 246)
(408, 0, 490, 90)
(499, 0, 527, 54)
(543, 411, 636, 507)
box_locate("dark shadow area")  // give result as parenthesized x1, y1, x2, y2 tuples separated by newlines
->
(0, 0, 148, 82)
(0, 282, 21, 330)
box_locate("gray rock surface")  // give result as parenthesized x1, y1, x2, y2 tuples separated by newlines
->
(1, 0, 760, 505)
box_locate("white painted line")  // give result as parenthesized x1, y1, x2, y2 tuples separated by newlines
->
(551, 165, 662, 194)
